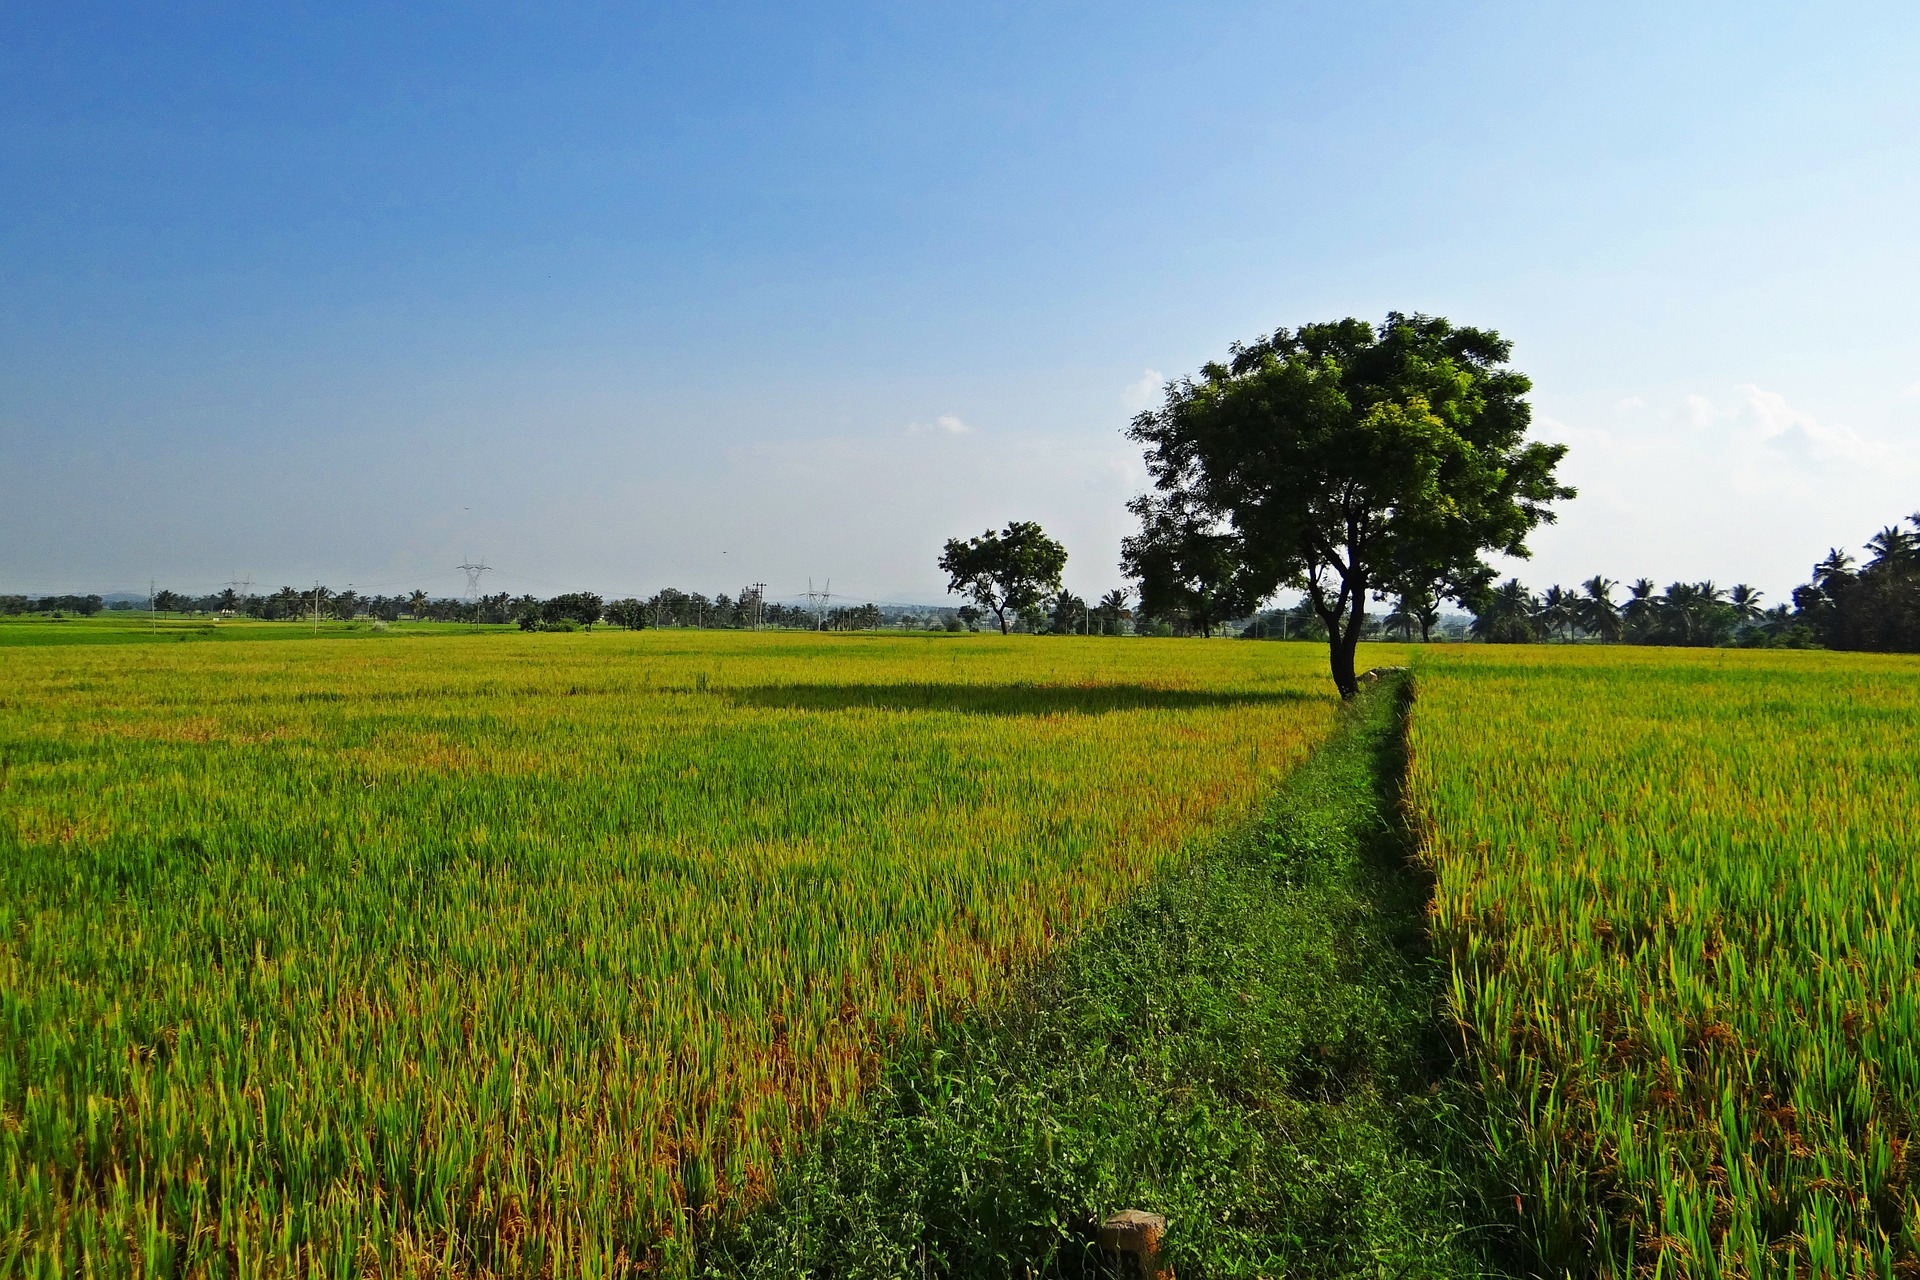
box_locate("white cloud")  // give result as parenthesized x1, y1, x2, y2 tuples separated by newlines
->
(1684, 393, 1722, 428)
(1737, 384, 1884, 465)
(1511, 383, 1920, 599)
(1613, 395, 1647, 414)
(1120, 369, 1165, 412)
(906, 413, 973, 436)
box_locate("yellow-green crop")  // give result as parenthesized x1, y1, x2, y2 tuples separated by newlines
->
(1409, 645, 1920, 1276)
(0, 627, 1365, 1276)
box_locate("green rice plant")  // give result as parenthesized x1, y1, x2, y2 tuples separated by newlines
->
(0, 629, 1377, 1275)
(1408, 645, 1920, 1276)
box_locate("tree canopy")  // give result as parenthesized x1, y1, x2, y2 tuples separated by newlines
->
(1119, 493, 1266, 639)
(1127, 312, 1573, 694)
(1793, 514, 1920, 651)
(938, 521, 1067, 634)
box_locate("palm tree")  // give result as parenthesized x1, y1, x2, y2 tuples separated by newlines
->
(1382, 597, 1418, 641)
(1728, 584, 1765, 625)
(1658, 591, 1704, 652)
(1659, 581, 1732, 647)
(1470, 578, 1539, 643)
(1866, 525, 1919, 569)
(1576, 576, 1621, 642)
(1622, 578, 1658, 642)
(1049, 589, 1088, 635)
(1814, 549, 1856, 590)
(408, 589, 430, 620)
(1539, 585, 1577, 641)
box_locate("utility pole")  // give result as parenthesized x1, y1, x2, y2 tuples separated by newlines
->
(149, 578, 156, 634)
(313, 582, 321, 635)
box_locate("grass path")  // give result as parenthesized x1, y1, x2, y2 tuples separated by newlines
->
(702, 675, 1487, 1279)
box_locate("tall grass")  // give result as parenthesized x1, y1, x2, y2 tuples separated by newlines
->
(1409, 646, 1920, 1275)
(0, 629, 1372, 1275)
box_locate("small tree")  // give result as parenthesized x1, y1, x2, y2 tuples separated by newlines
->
(1093, 589, 1130, 636)
(1120, 493, 1267, 638)
(1048, 589, 1088, 635)
(1128, 313, 1572, 696)
(607, 598, 648, 630)
(938, 521, 1067, 635)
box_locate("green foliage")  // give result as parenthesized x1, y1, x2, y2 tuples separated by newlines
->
(939, 521, 1069, 635)
(1128, 313, 1571, 695)
(1465, 578, 1539, 644)
(1119, 492, 1265, 638)
(704, 677, 1481, 1280)
(1794, 513, 1920, 651)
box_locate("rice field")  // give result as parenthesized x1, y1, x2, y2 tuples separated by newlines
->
(0, 627, 1364, 1276)
(1409, 646, 1920, 1276)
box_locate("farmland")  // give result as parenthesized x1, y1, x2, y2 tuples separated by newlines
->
(1408, 646, 1920, 1274)
(9, 626, 1918, 1278)
(0, 626, 1371, 1275)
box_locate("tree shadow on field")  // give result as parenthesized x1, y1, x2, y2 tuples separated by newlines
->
(724, 682, 1321, 718)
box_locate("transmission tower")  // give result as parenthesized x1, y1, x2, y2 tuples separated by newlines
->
(457, 557, 492, 601)
(804, 578, 835, 630)
(748, 582, 767, 630)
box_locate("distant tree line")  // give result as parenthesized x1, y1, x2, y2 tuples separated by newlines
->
(1457, 512, 1920, 652)
(1457, 575, 1787, 647)
(69, 583, 989, 633)
(0, 594, 105, 616)
(1791, 515, 1920, 652)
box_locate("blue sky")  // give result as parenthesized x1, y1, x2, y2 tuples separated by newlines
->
(5, 2, 1918, 606)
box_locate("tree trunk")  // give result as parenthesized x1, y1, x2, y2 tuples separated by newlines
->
(1308, 568, 1368, 698)
(1326, 576, 1369, 699)
(1328, 625, 1361, 699)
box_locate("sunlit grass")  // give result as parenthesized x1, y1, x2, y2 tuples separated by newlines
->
(1409, 644, 1920, 1275)
(0, 628, 1376, 1275)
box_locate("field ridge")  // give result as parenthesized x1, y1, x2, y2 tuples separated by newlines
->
(698, 674, 1490, 1280)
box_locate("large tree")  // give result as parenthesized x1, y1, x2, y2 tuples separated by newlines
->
(1128, 313, 1572, 696)
(938, 521, 1067, 634)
